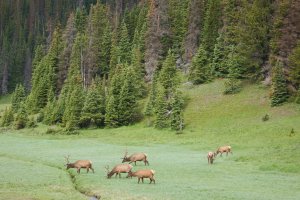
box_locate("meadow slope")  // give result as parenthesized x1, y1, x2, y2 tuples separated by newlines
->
(0, 80, 300, 200)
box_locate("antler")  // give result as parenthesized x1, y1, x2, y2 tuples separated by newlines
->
(104, 165, 110, 173)
(64, 155, 70, 164)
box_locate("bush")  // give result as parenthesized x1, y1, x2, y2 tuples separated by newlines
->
(224, 78, 242, 95)
(27, 116, 37, 128)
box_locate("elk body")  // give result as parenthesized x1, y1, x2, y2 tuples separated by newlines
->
(106, 164, 133, 178)
(214, 146, 232, 157)
(65, 155, 94, 174)
(207, 151, 214, 164)
(122, 151, 149, 166)
(127, 169, 155, 184)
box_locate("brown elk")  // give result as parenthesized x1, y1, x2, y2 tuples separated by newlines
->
(64, 155, 94, 174)
(214, 146, 232, 157)
(105, 164, 133, 178)
(207, 152, 214, 164)
(127, 169, 155, 184)
(121, 150, 149, 166)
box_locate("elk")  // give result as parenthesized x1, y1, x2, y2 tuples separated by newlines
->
(121, 150, 149, 166)
(64, 155, 94, 174)
(105, 164, 133, 178)
(214, 146, 232, 157)
(127, 169, 155, 184)
(207, 151, 214, 164)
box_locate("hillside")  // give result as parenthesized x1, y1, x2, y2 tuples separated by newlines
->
(0, 80, 299, 199)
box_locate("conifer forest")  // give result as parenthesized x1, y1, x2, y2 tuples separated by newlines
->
(0, 0, 299, 130)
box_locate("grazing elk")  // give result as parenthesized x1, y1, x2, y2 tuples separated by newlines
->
(127, 169, 155, 184)
(64, 155, 94, 174)
(122, 150, 149, 166)
(105, 164, 133, 178)
(207, 151, 214, 164)
(214, 146, 232, 157)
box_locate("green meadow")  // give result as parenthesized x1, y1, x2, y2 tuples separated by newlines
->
(1, 80, 300, 200)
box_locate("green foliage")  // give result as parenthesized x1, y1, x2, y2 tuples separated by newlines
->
(168, 0, 189, 54)
(80, 81, 105, 128)
(0, 107, 14, 127)
(270, 60, 289, 106)
(288, 41, 300, 88)
(11, 84, 26, 112)
(131, 45, 146, 98)
(236, 0, 271, 80)
(154, 87, 169, 129)
(118, 21, 132, 63)
(27, 116, 37, 128)
(75, 7, 87, 33)
(189, 45, 212, 84)
(295, 88, 300, 104)
(144, 72, 159, 117)
(211, 33, 228, 77)
(109, 32, 121, 73)
(170, 91, 184, 131)
(201, 0, 222, 57)
(14, 102, 28, 130)
(26, 27, 63, 113)
(223, 78, 242, 95)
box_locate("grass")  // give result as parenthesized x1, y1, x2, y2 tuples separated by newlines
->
(0, 79, 300, 199)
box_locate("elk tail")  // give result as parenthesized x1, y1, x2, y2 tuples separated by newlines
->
(151, 170, 155, 174)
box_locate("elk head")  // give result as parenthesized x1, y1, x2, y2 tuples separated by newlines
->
(105, 165, 111, 178)
(64, 155, 72, 169)
(121, 149, 129, 163)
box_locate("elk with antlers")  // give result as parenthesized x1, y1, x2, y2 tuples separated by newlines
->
(105, 164, 133, 178)
(64, 155, 94, 174)
(121, 150, 149, 166)
(127, 169, 156, 184)
(214, 145, 232, 157)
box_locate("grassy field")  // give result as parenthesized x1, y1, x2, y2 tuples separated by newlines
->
(0, 80, 300, 200)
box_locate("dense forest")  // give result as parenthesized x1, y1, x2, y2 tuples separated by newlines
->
(0, 0, 299, 131)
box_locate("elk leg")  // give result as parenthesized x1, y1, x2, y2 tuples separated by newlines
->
(87, 168, 89, 173)
(142, 178, 144, 183)
(90, 167, 95, 173)
(135, 161, 137, 166)
(77, 167, 81, 174)
(138, 178, 140, 184)
(119, 173, 121, 178)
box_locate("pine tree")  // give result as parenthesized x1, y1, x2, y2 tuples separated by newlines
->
(211, 33, 228, 77)
(270, 60, 289, 106)
(154, 86, 169, 129)
(11, 84, 26, 112)
(170, 91, 184, 132)
(144, 72, 159, 118)
(105, 64, 125, 127)
(118, 20, 132, 63)
(201, 0, 222, 57)
(109, 31, 121, 74)
(131, 45, 146, 97)
(118, 65, 139, 125)
(189, 45, 211, 84)
(0, 107, 14, 127)
(80, 81, 105, 128)
(14, 102, 28, 130)
(288, 41, 300, 89)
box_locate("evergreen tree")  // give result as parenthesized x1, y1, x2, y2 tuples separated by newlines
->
(288, 41, 300, 89)
(0, 107, 14, 127)
(170, 90, 184, 132)
(144, 72, 159, 118)
(118, 65, 139, 125)
(105, 95, 119, 128)
(270, 60, 289, 106)
(14, 102, 28, 130)
(201, 0, 222, 57)
(11, 84, 26, 112)
(118, 20, 132, 63)
(211, 33, 228, 77)
(80, 81, 105, 128)
(154, 86, 169, 129)
(109, 31, 121, 74)
(189, 45, 211, 84)
(131, 45, 146, 97)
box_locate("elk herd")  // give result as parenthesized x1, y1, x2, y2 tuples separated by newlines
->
(64, 145, 232, 185)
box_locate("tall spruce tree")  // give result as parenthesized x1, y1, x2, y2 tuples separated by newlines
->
(11, 84, 26, 113)
(288, 41, 300, 89)
(14, 102, 28, 130)
(270, 60, 289, 106)
(189, 45, 211, 84)
(170, 90, 184, 132)
(80, 81, 105, 128)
